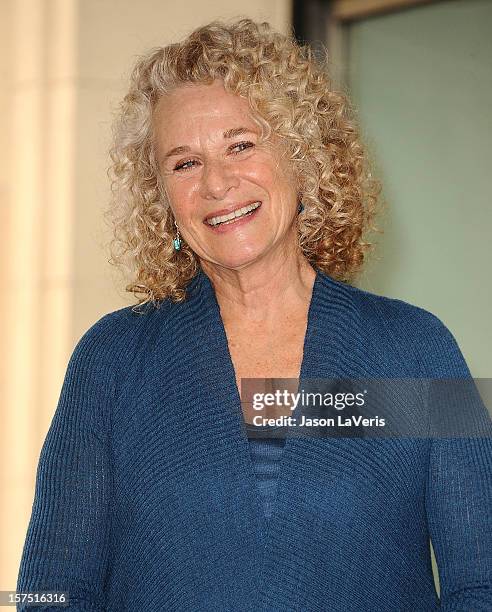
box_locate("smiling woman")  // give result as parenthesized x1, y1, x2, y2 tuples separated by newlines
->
(16, 17, 492, 612)
(153, 79, 301, 272)
(105, 18, 381, 306)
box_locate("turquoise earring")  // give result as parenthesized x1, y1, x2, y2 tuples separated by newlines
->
(173, 220, 182, 251)
(298, 202, 305, 213)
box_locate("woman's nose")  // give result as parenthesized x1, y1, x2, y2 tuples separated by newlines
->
(199, 158, 240, 200)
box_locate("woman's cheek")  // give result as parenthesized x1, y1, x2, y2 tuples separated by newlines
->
(165, 180, 195, 211)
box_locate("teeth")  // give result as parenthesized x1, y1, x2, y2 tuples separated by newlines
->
(207, 202, 261, 226)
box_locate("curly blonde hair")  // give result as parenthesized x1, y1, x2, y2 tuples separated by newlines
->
(106, 17, 382, 308)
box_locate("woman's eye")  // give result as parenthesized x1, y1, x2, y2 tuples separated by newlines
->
(174, 159, 197, 172)
(231, 141, 254, 154)
(173, 142, 254, 172)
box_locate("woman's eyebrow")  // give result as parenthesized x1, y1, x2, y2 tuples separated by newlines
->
(162, 127, 256, 161)
(222, 126, 255, 140)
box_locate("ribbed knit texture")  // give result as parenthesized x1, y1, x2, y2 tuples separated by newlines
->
(246, 424, 286, 520)
(16, 267, 492, 611)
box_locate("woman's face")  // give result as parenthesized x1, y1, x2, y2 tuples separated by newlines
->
(154, 79, 300, 271)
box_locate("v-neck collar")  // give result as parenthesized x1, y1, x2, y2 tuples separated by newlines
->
(180, 264, 364, 608)
(199, 267, 322, 493)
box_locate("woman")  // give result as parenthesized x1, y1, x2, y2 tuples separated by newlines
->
(17, 18, 491, 611)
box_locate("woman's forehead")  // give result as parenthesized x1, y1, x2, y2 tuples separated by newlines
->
(154, 82, 259, 147)
(156, 80, 250, 117)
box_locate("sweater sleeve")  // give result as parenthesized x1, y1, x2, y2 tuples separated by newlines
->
(422, 315, 492, 610)
(16, 315, 117, 611)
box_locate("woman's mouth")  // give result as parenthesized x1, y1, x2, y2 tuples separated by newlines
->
(204, 201, 261, 232)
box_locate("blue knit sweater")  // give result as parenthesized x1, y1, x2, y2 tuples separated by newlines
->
(246, 423, 286, 520)
(17, 267, 492, 611)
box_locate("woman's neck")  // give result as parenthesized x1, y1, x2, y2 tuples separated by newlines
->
(201, 254, 316, 326)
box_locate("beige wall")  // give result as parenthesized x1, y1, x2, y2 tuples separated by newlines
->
(0, 0, 292, 590)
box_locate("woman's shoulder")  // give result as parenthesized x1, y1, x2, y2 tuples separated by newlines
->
(348, 281, 447, 329)
(323, 275, 470, 377)
(321, 272, 449, 332)
(70, 300, 172, 374)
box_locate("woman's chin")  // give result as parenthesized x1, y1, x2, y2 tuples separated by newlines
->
(201, 247, 268, 271)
